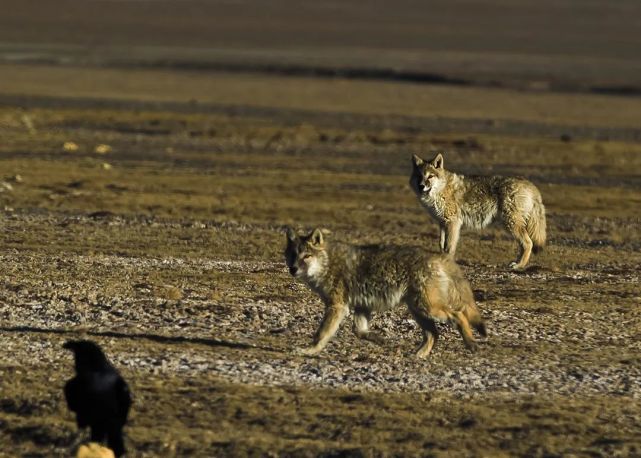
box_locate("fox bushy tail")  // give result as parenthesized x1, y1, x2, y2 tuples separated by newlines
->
(527, 196, 547, 254)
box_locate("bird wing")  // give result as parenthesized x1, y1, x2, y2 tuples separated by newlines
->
(64, 377, 81, 413)
(65, 376, 93, 428)
(115, 376, 132, 424)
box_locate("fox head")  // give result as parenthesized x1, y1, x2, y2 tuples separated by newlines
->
(410, 153, 446, 197)
(284, 227, 328, 280)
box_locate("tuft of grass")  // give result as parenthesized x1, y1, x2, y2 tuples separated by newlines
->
(154, 285, 183, 301)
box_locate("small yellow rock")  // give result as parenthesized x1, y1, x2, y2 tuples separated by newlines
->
(102, 162, 113, 170)
(95, 144, 112, 154)
(76, 443, 115, 458)
(63, 142, 79, 152)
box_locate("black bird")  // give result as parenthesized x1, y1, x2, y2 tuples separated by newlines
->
(63, 340, 132, 457)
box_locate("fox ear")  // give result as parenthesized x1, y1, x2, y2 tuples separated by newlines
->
(285, 226, 297, 241)
(412, 154, 424, 168)
(430, 153, 444, 169)
(309, 228, 325, 247)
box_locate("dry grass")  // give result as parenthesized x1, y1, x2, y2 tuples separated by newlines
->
(1, 71, 640, 457)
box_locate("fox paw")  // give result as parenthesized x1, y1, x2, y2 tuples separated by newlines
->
(465, 342, 479, 353)
(297, 346, 322, 356)
(415, 349, 433, 359)
(363, 333, 386, 346)
(509, 261, 526, 271)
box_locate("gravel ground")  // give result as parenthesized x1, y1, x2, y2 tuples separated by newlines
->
(2, 212, 640, 400)
(1, 87, 640, 455)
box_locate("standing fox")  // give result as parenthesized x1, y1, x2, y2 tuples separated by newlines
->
(410, 153, 546, 270)
(284, 227, 487, 358)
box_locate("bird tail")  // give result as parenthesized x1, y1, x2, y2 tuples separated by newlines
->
(107, 428, 125, 458)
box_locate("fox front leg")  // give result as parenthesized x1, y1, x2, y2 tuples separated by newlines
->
(443, 220, 462, 256)
(298, 303, 348, 356)
(439, 224, 447, 252)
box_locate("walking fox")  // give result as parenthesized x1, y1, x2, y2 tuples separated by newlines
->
(410, 153, 546, 270)
(284, 227, 487, 358)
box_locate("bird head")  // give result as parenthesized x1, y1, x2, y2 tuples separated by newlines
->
(63, 340, 111, 372)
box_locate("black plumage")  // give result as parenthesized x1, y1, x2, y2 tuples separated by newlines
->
(63, 340, 131, 457)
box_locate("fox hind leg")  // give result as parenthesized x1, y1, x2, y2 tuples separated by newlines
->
(512, 225, 533, 270)
(505, 217, 533, 270)
(353, 307, 385, 345)
(416, 317, 439, 358)
(465, 302, 488, 337)
(451, 311, 478, 352)
(408, 294, 440, 358)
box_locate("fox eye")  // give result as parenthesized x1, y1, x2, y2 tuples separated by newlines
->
(302, 254, 313, 260)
